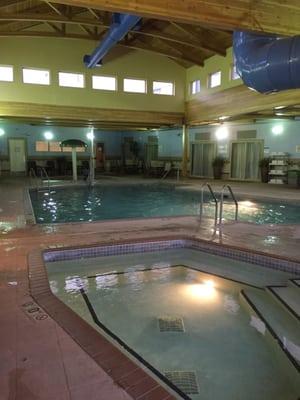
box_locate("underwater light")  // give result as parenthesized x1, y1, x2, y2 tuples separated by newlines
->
(187, 280, 216, 300)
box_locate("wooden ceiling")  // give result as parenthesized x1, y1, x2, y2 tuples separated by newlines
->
(0, 0, 232, 67)
(186, 85, 300, 125)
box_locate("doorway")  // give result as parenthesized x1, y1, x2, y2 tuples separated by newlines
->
(190, 141, 217, 178)
(9, 138, 27, 173)
(230, 140, 263, 181)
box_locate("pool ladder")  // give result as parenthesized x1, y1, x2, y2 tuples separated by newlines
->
(29, 167, 50, 193)
(199, 183, 238, 226)
(200, 183, 219, 226)
(219, 184, 238, 225)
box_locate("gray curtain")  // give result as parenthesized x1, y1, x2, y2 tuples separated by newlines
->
(231, 141, 261, 180)
(191, 142, 215, 177)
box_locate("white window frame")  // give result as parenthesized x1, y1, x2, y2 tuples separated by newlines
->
(92, 75, 117, 91)
(190, 79, 201, 95)
(0, 65, 14, 82)
(22, 67, 50, 86)
(123, 78, 147, 94)
(208, 71, 221, 88)
(152, 81, 174, 96)
(58, 71, 85, 88)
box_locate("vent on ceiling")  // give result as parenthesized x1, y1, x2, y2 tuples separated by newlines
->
(158, 317, 185, 332)
(164, 371, 199, 394)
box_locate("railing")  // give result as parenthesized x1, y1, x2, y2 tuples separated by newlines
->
(219, 184, 238, 225)
(31, 167, 50, 192)
(199, 183, 219, 226)
(29, 168, 38, 190)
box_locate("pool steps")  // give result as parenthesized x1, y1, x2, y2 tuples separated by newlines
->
(241, 287, 300, 371)
(289, 278, 300, 289)
(266, 285, 300, 321)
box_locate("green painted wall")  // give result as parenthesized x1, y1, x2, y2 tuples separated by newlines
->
(186, 47, 242, 100)
(0, 37, 186, 112)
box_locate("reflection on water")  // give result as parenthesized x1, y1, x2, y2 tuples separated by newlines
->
(30, 185, 300, 224)
(64, 276, 88, 293)
(223, 294, 240, 315)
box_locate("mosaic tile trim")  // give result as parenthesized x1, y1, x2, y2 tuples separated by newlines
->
(186, 240, 300, 275)
(43, 238, 300, 275)
(44, 239, 186, 262)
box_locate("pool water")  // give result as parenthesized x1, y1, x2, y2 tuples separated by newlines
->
(30, 184, 300, 224)
(46, 249, 300, 400)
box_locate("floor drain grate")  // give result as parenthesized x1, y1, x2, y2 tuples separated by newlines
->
(164, 371, 199, 394)
(158, 317, 184, 332)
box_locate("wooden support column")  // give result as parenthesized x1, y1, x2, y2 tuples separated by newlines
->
(182, 124, 189, 177)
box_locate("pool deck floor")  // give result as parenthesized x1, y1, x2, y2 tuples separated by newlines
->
(0, 175, 299, 400)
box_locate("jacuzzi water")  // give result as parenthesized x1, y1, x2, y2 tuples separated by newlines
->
(46, 248, 300, 400)
(30, 184, 300, 224)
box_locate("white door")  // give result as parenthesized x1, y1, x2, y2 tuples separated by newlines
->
(9, 139, 26, 172)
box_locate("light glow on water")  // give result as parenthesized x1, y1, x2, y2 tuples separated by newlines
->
(30, 184, 300, 225)
(186, 280, 217, 300)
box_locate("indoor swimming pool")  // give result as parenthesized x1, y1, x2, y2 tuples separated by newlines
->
(30, 184, 300, 224)
(45, 244, 300, 400)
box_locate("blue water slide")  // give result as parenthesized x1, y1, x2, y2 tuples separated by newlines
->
(84, 13, 141, 68)
(233, 31, 300, 93)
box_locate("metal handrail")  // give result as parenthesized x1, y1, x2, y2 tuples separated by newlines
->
(38, 167, 50, 192)
(29, 168, 38, 190)
(219, 184, 238, 225)
(199, 183, 219, 226)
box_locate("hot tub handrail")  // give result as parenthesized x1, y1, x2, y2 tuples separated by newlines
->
(200, 183, 219, 226)
(29, 167, 39, 190)
(38, 167, 50, 193)
(219, 184, 238, 225)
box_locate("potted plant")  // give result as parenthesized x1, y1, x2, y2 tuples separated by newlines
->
(212, 156, 226, 179)
(259, 157, 270, 183)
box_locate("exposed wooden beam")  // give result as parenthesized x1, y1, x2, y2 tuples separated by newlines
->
(0, 13, 107, 28)
(124, 36, 203, 66)
(46, 21, 64, 33)
(169, 22, 227, 56)
(0, 0, 29, 10)
(186, 85, 300, 124)
(0, 101, 184, 126)
(43, 1, 63, 15)
(79, 23, 95, 38)
(133, 26, 216, 54)
(0, 30, 96, 39)
(0, 13, 225, 56)
(87, 7, 100, 20)
(0, 28, 196, 65)
(50, 0, 300, 36)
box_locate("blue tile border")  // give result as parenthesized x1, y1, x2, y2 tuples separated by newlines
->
(43, 237, 300, 275)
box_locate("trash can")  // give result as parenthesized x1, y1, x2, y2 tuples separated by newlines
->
(287, 170, 300, 187)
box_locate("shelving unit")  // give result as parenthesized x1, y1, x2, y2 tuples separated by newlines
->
(268, 152, 289, 184)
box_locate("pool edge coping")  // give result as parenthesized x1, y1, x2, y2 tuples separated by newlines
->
(28, 235, 300, 400)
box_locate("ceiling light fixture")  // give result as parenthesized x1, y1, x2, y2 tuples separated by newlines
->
(44, 131, 53, 140)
